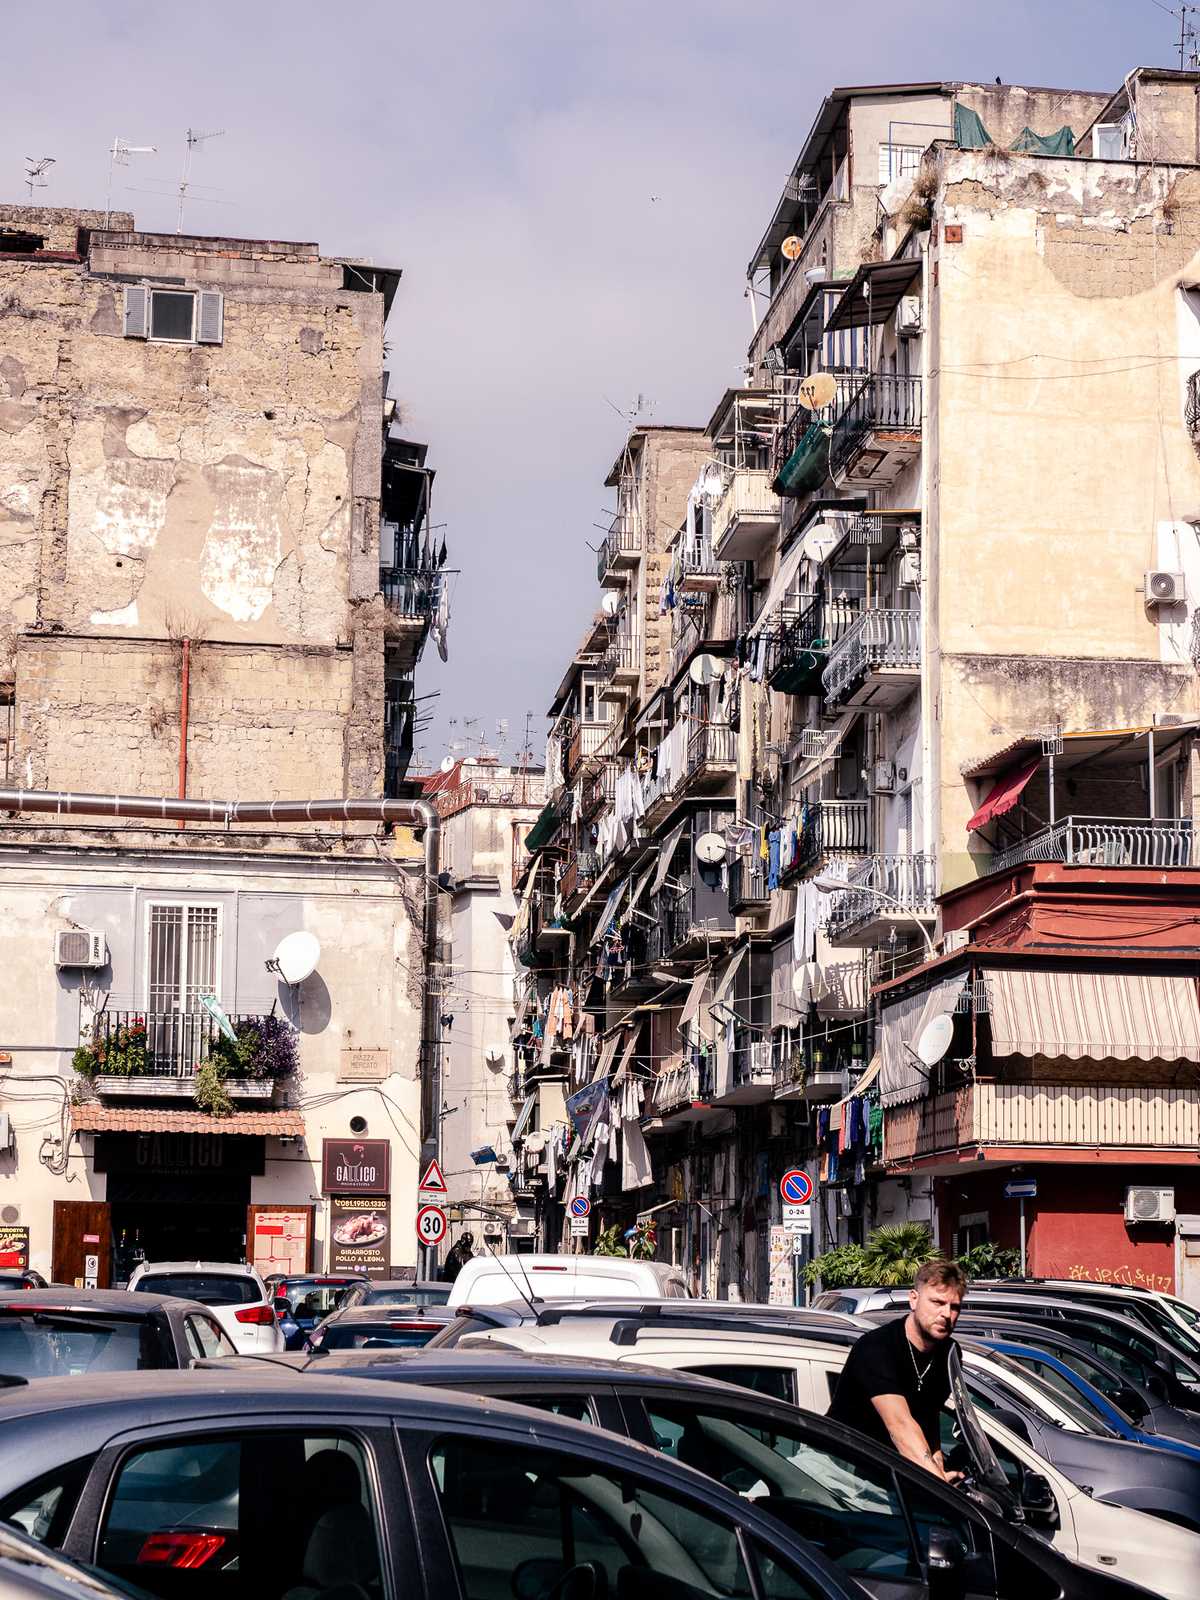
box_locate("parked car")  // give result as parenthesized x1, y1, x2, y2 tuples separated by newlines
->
(304, 1303, 457, 1352)
(126, 1261, 283, 1356)
(0, 1519, 167, 1600)
(0, 1288, 235, 1376)
(0, 1272, 48, 1293)
(968, 1280, 1200, 1364)
(811, 1286, 908, 1315)
(456, 1303, 1200, 1597)
(0, 1368, 877, 1600)
(337, 1277, 450, 1310)
(446, 1253, 691, 1307)
(268, 1274, 368, 1349)
(214, 1344, 1158, 1600)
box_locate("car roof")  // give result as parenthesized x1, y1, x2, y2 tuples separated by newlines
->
(468, 1316, 860, 1355)
(0, 1288, 194, 1313)
(358, 1280, 445, 1292)
(133, 1261, 259, 1276)
(458, 1298, 870, 1331)
(322, 1304, 456, 1324)
(281, 1273, 366, 1284)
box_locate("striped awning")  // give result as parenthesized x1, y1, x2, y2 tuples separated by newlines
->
(879, 975, 963, 1107)
(986, 969, 1200, 1063)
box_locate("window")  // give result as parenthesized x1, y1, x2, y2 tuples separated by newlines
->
(183, 1316, 234, 1361)
(683, 1364, 796, 1406)
(98, 1432, 379, 1600)
(431, 1435, 759, 1599)
(134, 1274, 256, 1306)
(0, 1460, 94, 1547)
(878, 143, 923, 185)
(505, 1393, 595, 1424)
(0, 1312, 156, 1378)
(145, 904, 222, 1067)
(123, 286, 224, 345)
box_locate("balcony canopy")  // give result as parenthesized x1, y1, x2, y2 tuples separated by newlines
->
(986, 968, 1200, 1064)
(966, 757, 1039, 833)
(962, 722, 1198, 780)
(824, 257, 922, 332)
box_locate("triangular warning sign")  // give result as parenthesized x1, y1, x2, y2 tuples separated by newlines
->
(419, 1158, 448, 1194)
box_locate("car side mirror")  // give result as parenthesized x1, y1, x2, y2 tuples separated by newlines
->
(1020, 1469, 1059, 1529)
(925, 1526, 967, 1599)
(1116, 1385, 1148, 1422)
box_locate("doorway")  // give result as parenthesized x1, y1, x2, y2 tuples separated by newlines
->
(108, 1172, 250, 1282)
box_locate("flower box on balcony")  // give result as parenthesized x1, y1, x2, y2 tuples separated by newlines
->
(94, 1075, 275, 1099)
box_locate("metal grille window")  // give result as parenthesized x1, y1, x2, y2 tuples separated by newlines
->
(123, 286, 224, 345)
(146, 903, 221, 1013)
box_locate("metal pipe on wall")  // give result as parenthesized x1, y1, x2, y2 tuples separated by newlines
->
(177, 638, 191, 831)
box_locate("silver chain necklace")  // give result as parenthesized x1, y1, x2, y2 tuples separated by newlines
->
(908, 1337, 934, 1391)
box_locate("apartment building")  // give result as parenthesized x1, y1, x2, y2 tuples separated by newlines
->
(512, 68, 1200, 1301)
(0, 205, 447, 1285)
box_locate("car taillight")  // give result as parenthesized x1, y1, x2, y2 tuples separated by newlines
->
(138, 1533, 225, 1569)
(234, 1305, 276, 1326)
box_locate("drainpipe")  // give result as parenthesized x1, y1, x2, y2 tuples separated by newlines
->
(177, 639, 191, 831)
(0, 785, 442, 1208)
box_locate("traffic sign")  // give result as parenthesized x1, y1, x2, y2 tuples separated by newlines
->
(780, 1169, 813, 1205)
(570, 1216, 590, 1238)
(1005, 1179, 1037, 1200)
(569, 1195, 591, 1218)
(419, 1158, 448, 1195)
(415, 1204, 447, 1246)
(783, 1204, 812, 1235)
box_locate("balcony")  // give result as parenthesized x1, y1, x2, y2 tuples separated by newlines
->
(885, 1081, 1200, 1168)
(87, 1011, 282, 1098)
(685, 721, 736, 793)
(773, 1040, 850, 1103)
(647, 877, 735, 963)
(597, 511, 642, 585)
(822, 607, 920, 710)
(728, 856, 769, 911)
(772, 377, 864, 498)
(712, 469, 780, 562)
(825, 852, 935, 947)
(560, 849, 600, 907)
(567, 720, 611, 778)
(713, 1036, 775, 1106)
(581, 763, 616, 818)
(651, 1054, 715, 1122)
(829, 374, 922, 486)
(668, 585, 746, 682)
(788, 799, 871, 879)
(992, 816, 1193, 876)
(597, 638, 639, 697)
(379, 566, 442, 620)
(767, 596, 860, 696)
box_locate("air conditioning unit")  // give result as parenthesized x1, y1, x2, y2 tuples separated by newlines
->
(871, 760, 897, 795)
(896, 295, 922, 336)
(1125, 1185, 1175, 1224)
(482, 1221, 504, 1239)
(1145, 570, 1185, 607)
(898, 551, 921, 588)
(54, 929, 107, 969)
(0, 1115, 12, 1152)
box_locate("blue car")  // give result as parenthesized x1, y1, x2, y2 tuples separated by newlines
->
(270, 1274, 367, 1350)
(980, 1335, 1200, 1463)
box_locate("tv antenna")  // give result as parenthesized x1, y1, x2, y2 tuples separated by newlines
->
(106, 138, 157, 228)
(23, 156, 54, 202)
(177, 127, 225, 233)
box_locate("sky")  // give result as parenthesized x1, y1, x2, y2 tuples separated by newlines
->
(2, 0, 1176, 767)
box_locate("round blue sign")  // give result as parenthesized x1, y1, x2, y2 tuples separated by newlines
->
(780, 1169, 813, 1205)
(569, 1195, 591, 1217)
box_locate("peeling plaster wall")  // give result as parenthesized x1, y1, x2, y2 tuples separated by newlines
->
(926, 148, 1200, 888)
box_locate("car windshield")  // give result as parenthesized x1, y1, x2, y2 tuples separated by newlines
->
(361, 1285, 449, 1307)
(0, 1312, 155, 1377)
(278, 1283, 350, 1317)
(316, 1322, 439, 1350)
(134, 1274, 259, 1306)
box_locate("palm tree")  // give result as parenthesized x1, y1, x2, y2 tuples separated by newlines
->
(863, 1222, 941, 1286)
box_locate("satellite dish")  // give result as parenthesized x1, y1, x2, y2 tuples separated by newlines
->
(781, 235, 803, 260)
(695, 832, 727, 866)
(689, 654, 725, 685)
(797, 372, 837, 409)
(272, 931, 321, 986)
(915, 1012, 955, 1067)
(439, 756, 455, 772)
(801, 521, 841, 564)
(601, 590, 622, 618)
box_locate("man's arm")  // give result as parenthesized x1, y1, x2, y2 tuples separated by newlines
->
(871, 1394, 954, 1481)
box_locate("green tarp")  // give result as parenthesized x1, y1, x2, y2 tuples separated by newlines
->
(774, 424, 828, 496)
(953, 101, 1077, 158)
(523, 799, 559, 853)
(953, 103, 992, 150)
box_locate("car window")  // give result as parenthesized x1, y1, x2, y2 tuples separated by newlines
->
(0, 1314, 156, 1378)
(280, 1284, 348, 1318)
(185, 1317, 233, 1360)
(97, 1432, 380, 1600)
(505, 1393, 595, 1424)
(362, 1286, 449, 1307)
(431, 1435, 756, 1598)
(315, 1322, 438, 1351)
(1014, 1354, 1132, 1428)
(683, 1364, 796, 1406)
(0, 1461, 94, 1548)
(134, 1275, 260, 1306)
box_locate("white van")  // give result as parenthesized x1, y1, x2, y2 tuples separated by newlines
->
(446, 1254, 690, 1308)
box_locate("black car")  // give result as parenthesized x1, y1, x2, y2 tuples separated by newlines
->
(337, 1278, 451, 1310)
(0, 1520, 153, 1600)
(0, 1273, 48, 1293)
(0, 1368, 879, 1600)
(304, 1303, 456, 1352)
(268, 1274, 368, 1349)
(0, 1289, 235, 1377)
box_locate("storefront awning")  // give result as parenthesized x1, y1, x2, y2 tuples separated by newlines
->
(986, 969, 1200, 1063)
(967, 757, 1039, 833)
(70, 1107, 304, 1135)
(879, 974, 963, 1108)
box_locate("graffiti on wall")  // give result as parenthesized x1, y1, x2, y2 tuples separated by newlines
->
(1058, 1263, 1174, 1292)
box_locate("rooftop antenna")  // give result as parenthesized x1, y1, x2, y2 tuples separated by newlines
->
(177, 127, 225, 234)
(106, 139, 157, 229)
(23, 156, 54, 203)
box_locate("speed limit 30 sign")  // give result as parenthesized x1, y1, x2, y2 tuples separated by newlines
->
(415, 1204, 447, 1247)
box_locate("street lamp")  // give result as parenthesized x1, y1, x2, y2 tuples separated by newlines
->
(809, 870, 937, 960)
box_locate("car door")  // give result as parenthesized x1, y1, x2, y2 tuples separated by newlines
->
(51, 1413, 409, 1600)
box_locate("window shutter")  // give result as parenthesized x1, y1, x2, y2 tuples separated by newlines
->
(123, 285, 148, 339)
(196, 290, 224, 344)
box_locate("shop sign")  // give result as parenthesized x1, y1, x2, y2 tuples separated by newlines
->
(329, 1196, 390, 1278)
(251, 1209, 311, 1278)
(338, 1049, 391, 1083)
(0, 1226, 29, 1271)
(321, 1138, 390, 1195)
(94, 1133, 265, 1176)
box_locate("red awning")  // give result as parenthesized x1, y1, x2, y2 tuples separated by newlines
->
(967, 757, 1039, 833)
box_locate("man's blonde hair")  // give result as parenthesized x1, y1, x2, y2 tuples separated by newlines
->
(913, 1259, 967, 1296)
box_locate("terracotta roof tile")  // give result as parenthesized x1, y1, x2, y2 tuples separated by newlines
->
(70, 1106, 304, 1136)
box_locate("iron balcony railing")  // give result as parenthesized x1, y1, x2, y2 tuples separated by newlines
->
(596, 510, 642, 582)
(598, 638, 638, 682)
(582, 764, 617, 815)
(686, 721, 736, 777)
(728, 856, 769, 909)
(678, 539, 721, 585)
(773, 375, 866, 478)
(379, 567, 442, 618)
(653, 1054, 714, 1114)
(993, 816, 1194, 874)
(822, 608, 920, 705)
(567, 720, 610, 775)
(560, 850, 600, 904)
(92, 1010, 269, 1079)
(825, 852, 935, 940)
(733, 1037, 774, 1089)
(828, 374, 922, 477)
(796, 800, 871, 871)
(767, 596, 860, 681)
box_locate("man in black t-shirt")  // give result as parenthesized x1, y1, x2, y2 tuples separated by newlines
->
(828, 1258, 967, 1482)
